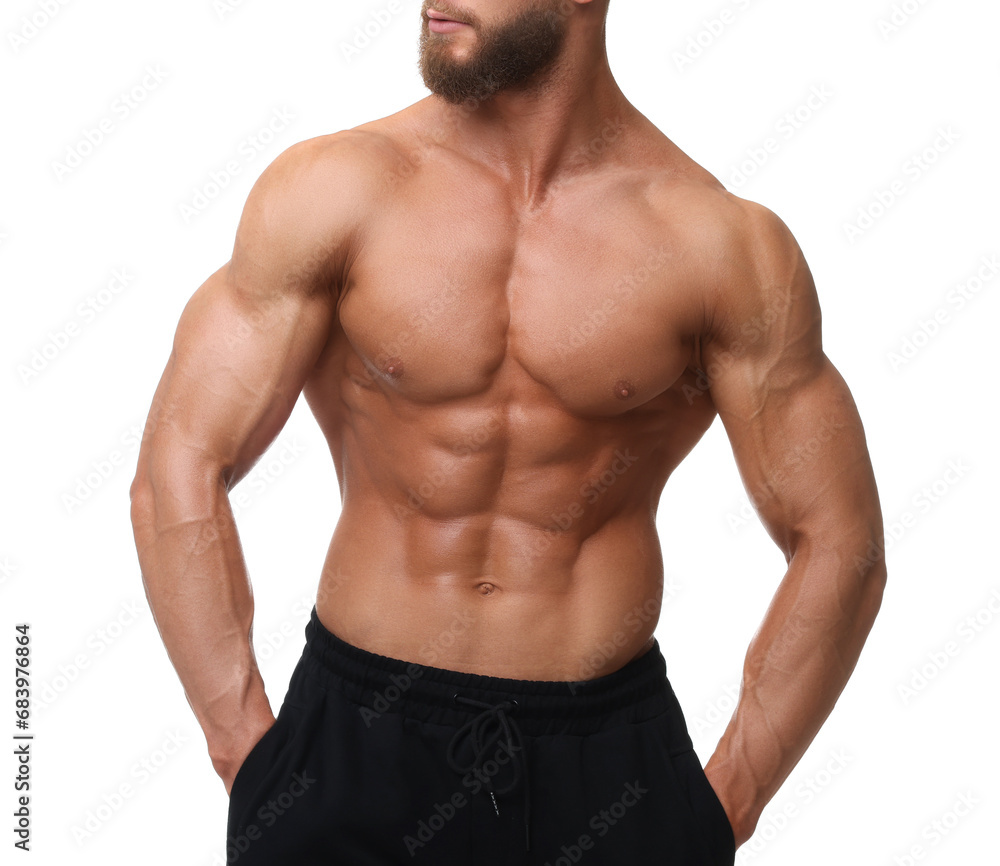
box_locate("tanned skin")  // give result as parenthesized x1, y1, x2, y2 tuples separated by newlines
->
(130, 0, 886, 848)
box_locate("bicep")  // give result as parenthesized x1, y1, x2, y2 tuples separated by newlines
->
(713, 355, 881, 558)
(703, 203, 881, 559)
(138, 142, 351, 490)
(151, 263, 334, 487)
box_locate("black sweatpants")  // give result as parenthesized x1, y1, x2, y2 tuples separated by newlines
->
(225, 608, 736, 865)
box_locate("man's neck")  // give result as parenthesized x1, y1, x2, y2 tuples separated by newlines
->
(425, 43, 635, 207)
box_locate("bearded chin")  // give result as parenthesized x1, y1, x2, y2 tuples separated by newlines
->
(419, 6, 567, 105)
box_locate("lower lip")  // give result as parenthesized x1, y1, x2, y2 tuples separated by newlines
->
(428, 18, 468, 33)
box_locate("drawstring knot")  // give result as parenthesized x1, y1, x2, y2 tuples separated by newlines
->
(446, 694, 532, 851)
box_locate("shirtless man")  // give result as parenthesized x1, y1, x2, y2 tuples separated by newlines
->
(129, 1, 886, 863)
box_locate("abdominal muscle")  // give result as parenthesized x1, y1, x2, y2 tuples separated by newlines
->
(310, 397, 677, 682)
(315, 502, 665, 682)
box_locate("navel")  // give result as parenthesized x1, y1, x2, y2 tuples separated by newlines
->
(476, 582, 497, 597)
(614, 379, 636, 401)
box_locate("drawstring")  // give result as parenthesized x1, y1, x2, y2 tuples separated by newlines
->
(446, 694, 532, 851)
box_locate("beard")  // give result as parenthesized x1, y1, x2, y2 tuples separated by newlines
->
(419, 2, 569, 105)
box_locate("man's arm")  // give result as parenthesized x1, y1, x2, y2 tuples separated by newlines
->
(699, 199, 887, 845)
(129, 136, 362, 792)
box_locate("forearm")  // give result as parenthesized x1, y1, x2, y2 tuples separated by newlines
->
(706, 538, 886, 844)
(130, 459, 273, 775)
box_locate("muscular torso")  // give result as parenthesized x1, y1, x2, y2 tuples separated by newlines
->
(302, 102, 726, 680)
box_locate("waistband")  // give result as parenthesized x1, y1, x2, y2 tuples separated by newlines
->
(299, 607, 689, 740)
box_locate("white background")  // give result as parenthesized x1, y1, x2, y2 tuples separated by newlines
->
(2, 0, 998, 863)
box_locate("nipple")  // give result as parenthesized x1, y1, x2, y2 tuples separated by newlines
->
(384, 356, 404, 379)
(614, 379, 636, 401)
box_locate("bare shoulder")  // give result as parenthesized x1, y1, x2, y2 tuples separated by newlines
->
(350, 99, 480, 181)
(643, 150, 801, 280)
(649, 156, 814, 310)
(701, 191, 818, 342)
(688, 192, 821, 379)
(230, 127, 406, 298)
(240, 127, 402, 233)
(630, 135, 821, 377)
